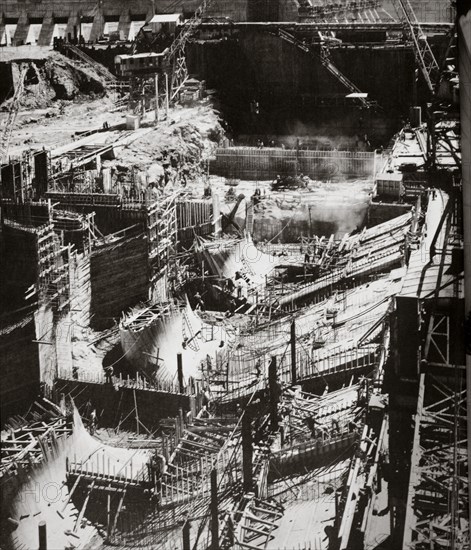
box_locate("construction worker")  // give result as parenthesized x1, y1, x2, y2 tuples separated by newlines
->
(89, 409, 97, 434)
(252, 187, 261, 206)
(331, 417, 340, 436)
(235, 272, 248, 301)
(147, 453, 160, 487)
(226, 277, 235, 294)
(255, 359, 262, 379)
(202, 387, 211, 409)
(348, 420, 358, 433)
(206, 354, 212, 372)
(105, 365, 114, 384)
(194, 292, 205, 311)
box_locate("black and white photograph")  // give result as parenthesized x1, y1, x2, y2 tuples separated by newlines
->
(0, 0, 470, 548)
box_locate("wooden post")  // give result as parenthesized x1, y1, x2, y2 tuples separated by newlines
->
(163, 434, 168, 462)
(165, 73, 169, 117)
(334, 488, 339, 530)
(190, 395, 196, 418)
(291, 319, 297, 385)
(210, 468, 219, 550)
(155, 74, 159, 123)
(183, 519, 191, 550)
(175, 416, 180, 441)
(242, 412, 253, 493)
(38, 520, 47, 550)
(177, 354, 184, 393)
(269, 356, 279, 429)
(106, 493, 111, 539)
(133, 389, 139, 435)
(227, 514, 235, 547)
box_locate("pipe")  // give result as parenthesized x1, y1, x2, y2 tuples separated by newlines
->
(210, 468, 219, 550)
(38, 521, 47, 550)
(177, 353, 184, 393)
(268, 356, 279, 429)
(183, 520, 191, 550)
(291, 319, 297, 385)
(242, 412, 253, 493)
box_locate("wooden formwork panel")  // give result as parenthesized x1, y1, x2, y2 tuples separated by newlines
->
(90, 235, 148, 328)
(210, 147, 376, 180)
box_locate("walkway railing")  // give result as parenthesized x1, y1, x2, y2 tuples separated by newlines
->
(57, 367, 188, 395)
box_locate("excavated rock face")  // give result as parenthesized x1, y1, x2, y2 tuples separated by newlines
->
(1, 53, 106, 110)
(46, 61, 78, 100)
(43, 55, 105, 100)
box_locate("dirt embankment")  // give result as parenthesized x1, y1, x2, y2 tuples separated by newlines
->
(103, 104, 224, 195)
(1, 51, 121, 152)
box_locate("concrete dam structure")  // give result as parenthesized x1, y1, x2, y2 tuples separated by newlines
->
(0, 0, 468, 549)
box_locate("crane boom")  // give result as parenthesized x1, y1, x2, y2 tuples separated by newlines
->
(393, 0, 440, 94)
(277, 29, 378, 109)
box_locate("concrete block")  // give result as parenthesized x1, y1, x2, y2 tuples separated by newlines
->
(126, 114, 141, 130)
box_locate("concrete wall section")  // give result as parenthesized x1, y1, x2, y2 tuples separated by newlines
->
(187, 33, 414, 136)
(90, 234, 149, 329)
(278, 0, 299, 22)
(55, 379, 190, 430)
(247, 0, 279, 22)
(149, 268, 168, 303)
(34, 306, 57, 390)
(32, 306, 72, 392)
(0, 317, 41, 421)
(367, 203, 412, 228)
(0, 223, 39, 311)
(1, 0, 204, 28)
(236, 33, 414, 107)
(69, 251, 91, 328)
(0, 62, 14, 103)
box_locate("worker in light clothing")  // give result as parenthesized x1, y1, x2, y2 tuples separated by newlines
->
(235, 272, 248, 301)
(89, 409, 97, 434)
(194, 292, 205, 311)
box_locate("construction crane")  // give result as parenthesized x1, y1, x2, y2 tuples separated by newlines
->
(0, 65, 27, 162)
(319, 44, 379, 108)
(130, 0, 215, 102)
(390, 0, 459, 173)
(164, 0, 219, 100)
(391, 0, 440, 95)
